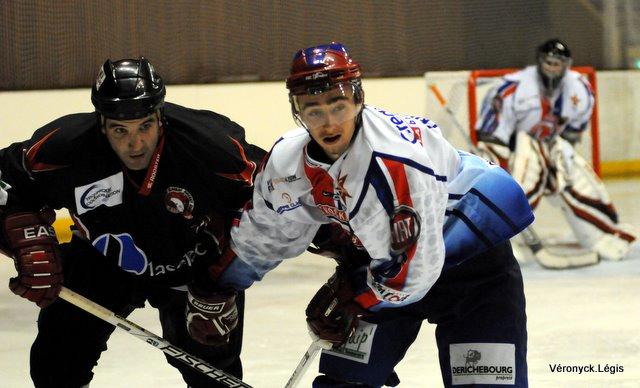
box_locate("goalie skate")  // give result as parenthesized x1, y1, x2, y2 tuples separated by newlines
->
(534, 246, 599, 269)
(517, 228, 599, 269)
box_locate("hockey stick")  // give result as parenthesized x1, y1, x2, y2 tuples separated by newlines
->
(284, 339, 332, 388)
(428, 84, 478, 152)
(427, 83, 599, 269)
(57, 286, 252, 388)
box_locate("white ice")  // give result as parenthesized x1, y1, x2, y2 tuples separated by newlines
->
(0, 178, 638, 388)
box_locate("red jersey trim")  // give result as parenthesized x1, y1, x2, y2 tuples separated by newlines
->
(214, 136, 257, 187)
(24, 128, 70, 172)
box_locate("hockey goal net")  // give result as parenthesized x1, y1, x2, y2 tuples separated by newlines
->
(424, 67, 600, 176)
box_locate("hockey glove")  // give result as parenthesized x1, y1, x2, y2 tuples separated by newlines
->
(307, 223, 353, 259)
(529, 114, 566, 142)
(186, 284, 239, 346)
(560, 127, 582, 145)
(305, 267, 368, 346)
(307, 223, 371, 267)
(2, 208, 63, 308)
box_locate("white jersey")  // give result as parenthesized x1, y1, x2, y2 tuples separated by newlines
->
(221, 106, 533, 310)
(476, 65, 594, 144)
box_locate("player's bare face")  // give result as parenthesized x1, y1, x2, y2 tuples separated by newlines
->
(102, 114, 162, 170)
(297, 85, 360, 161)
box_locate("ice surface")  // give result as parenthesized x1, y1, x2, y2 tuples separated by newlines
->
(0, 179, 638, 387)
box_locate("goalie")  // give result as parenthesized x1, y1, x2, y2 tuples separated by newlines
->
(475, 38, 636, 261)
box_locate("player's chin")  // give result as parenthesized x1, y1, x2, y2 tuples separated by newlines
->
(125, 155, 150, 170)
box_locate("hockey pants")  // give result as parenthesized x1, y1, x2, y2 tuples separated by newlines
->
(314, 241, 528, 387)
(29, 237, 244, 388)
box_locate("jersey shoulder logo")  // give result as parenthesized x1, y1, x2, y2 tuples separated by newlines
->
(74, 172, 124, 215)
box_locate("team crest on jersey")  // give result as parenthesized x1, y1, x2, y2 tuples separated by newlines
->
(164, 186, 194, 219)
(336, 174, 351, 203)
(317, 204, 349, 223)
(571, 93, 580, 107)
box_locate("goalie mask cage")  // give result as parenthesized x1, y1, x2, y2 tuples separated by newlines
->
(424, 67, 600, 177)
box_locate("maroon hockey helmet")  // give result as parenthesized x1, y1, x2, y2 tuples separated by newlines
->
(286, 42, 362, 97)
(286, 43, 365, 129)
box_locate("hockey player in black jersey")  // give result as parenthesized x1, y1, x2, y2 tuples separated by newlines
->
(0, 57, 265, 387)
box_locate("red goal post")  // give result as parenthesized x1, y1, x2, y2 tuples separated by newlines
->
(425, 67, 601, 177)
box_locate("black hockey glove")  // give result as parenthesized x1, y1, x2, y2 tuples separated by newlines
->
(305, 266, 369, 346)
(307, 223, 371, 267)
(186, 283, 239, 346)
(560, 128, 582, 145)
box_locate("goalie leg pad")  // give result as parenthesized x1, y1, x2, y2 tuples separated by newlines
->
(509, 131, 550, 209)
(476, 140, 510, 169)
(555, 155, 636, 260)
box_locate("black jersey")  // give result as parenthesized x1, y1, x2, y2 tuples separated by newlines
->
(0, 102, 266, 287)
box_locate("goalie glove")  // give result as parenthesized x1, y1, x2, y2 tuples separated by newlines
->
(560, 127, 582, 145)
(2, 208, 63, 308)
(186, 284, 239, 346)
(305, 266, 369, 346)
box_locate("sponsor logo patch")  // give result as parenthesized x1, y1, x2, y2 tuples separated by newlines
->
(267, 174, 300, 192)
(276, 192, 302, 214)
(323, 321, 377, 364)
(390, 205, 421, 255)
(370, 280, 411, 303)
(93, 233, 148, 275)
(449, 343, 516, 385)
(74, 172, 124, 215)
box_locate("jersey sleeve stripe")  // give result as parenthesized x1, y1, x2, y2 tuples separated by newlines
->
(351, 152, 447, 219)
(380, 158, 416, 290)
(498, 82, 518, 98)
(444, 208, 493, 247)
(468, 188, 519, 232)
(354, 289, 381, 309)
(349, 157, 393, 219)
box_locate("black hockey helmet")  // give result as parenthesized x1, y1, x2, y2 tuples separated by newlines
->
(91, 57, 165, 120)
(536, 39, 572, 93)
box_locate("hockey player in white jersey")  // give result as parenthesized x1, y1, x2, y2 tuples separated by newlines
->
(476, 38, 636, 262)
(192, 43, 534, 387)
